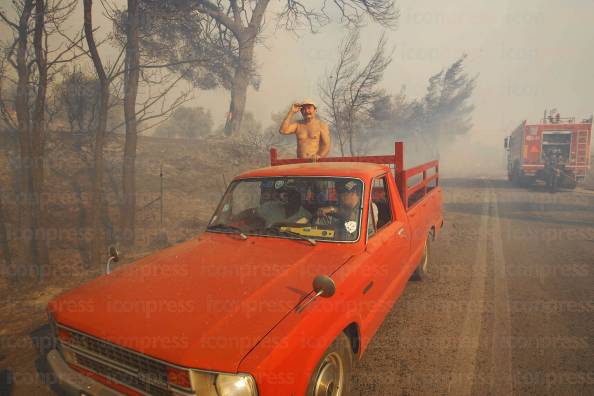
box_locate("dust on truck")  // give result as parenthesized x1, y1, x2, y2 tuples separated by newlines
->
(46, 142, 443, 396)
(504, 114, 592, 186)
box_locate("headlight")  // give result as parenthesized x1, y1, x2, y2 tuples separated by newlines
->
(215, 373, 258, 396)
(190, 371, 258, 396)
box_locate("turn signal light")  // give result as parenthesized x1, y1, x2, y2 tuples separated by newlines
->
(166, 366, 191, 389)
(57, 328, 73, 342)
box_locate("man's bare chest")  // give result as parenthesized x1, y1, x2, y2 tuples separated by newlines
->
(296, 123, 321, 140)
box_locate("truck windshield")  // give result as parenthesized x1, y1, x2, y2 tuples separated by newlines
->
(208, 177, 364, 242)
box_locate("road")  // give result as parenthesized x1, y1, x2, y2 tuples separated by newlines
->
(351, 178, 594, 395)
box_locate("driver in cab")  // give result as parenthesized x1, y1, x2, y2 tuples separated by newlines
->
(316, 180, 365, 238)
(314, 180, 378, 240)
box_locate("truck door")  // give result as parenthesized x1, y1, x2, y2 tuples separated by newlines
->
(361, 175, 410, 334)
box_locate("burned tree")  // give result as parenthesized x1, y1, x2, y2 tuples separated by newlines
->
(83, 0, 110, 266)
(136, 0, 399, 137)
(319, 29, 392, 155)
(0, 0, 81, 279)
(121, 0, 141, 244)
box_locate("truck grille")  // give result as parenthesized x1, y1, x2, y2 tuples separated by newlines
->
(76, 354, 172, 396)
(59, 326, 174, 396)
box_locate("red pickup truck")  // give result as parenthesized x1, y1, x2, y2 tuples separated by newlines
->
(46, 142, 443, 396)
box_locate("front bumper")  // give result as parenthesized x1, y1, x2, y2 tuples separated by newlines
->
(47, 349, 124, 396)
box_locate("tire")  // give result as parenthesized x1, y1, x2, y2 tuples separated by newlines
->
(306, 332, 353, 396)
(410, 236, 430, 281)
(549, 173, 558, 193)
(560, 171, 577, 189)
(510, 162, 521, 186)
(520, 177, 535, 187)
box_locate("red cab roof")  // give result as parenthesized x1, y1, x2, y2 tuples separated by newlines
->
(236, 162, 390, 179)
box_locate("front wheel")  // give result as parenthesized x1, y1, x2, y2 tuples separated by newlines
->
(306, 333, 353, 396)
(548, 172, 559, 193)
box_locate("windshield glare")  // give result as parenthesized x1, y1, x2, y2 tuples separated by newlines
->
(208, 177, 364, 242)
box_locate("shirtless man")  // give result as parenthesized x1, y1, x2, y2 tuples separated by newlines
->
(279, 99, 330, 160)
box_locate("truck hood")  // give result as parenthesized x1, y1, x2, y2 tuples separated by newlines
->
(49, 232, 360, 372)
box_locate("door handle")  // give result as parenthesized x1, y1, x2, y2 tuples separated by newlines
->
(398, 228, 407, 238)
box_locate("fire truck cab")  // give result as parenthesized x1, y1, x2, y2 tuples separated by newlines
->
(504, 114, 592, 186)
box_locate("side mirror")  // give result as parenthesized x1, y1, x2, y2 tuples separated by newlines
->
(106, 246, 120, 274)
(296, 275, 336, 313)
(313, 275, 336, 298)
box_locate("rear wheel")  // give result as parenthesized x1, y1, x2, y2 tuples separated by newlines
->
(560, 171, 577, 189)
(510, 161, 521, 185)
(306, 333, 353, 396)
(411, 236, 431, 281)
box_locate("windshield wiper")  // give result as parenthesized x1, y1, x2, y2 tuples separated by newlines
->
(207, 223, 248, 240)
(262, 226, 316, 246)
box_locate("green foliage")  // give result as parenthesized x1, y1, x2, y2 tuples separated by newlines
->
(370, 55, 476, 145)
(154, 106, 213, 139)
(114, 0, 242, 91)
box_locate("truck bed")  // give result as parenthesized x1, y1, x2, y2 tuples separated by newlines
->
(270, 141, 440, 211)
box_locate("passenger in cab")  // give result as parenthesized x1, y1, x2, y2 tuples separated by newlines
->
(256, 188, 311, 228)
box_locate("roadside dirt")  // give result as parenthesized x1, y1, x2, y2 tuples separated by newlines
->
(1, 176, 593, 395)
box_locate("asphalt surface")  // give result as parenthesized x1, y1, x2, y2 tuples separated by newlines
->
(351, 178, 594, 395)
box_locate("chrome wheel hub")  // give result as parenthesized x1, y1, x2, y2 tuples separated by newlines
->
(314, 352, 344, 396)
(422, 242, 429, 273)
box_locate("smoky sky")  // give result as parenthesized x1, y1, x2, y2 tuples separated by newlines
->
(1, 0, 592, 174)
(246, 0, 594, 142)
(238, 0, 594, 174)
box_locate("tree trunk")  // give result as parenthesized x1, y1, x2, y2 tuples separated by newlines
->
(84, 0, 110, 266)
(0, 186, 14, 284)
(223, 0, 268, 136)
(122, 0, 140, 244)
(30, 0, 50, 276)
(15, 0, 35, 279)
(223, 39, 253, 136)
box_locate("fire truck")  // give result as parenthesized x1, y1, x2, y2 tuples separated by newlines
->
(504, 112, 592, 188)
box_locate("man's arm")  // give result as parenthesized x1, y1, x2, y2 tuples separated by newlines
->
(317, 122, 331, 157)
(279, 103, 301, 135)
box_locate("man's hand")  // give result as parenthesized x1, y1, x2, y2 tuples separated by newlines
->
(279, 103, 300, 135)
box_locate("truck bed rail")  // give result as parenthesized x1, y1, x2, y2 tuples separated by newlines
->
(270, 141, 439, 210)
